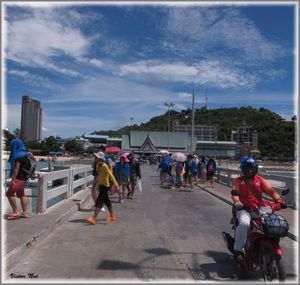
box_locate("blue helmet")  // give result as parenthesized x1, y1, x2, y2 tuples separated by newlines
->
(240, 156, 258, 178)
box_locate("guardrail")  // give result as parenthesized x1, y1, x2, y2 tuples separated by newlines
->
(215, 167, 297, 209)
(37, 165, 94, 213)
(3, 165, 94, 214)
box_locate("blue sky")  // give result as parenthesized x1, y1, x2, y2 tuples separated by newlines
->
(2, 2, 298, 138)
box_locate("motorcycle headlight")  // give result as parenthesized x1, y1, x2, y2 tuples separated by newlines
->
(258, 206, 272, 216)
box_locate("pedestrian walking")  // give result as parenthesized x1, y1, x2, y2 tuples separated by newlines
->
(6, 138, 30, 220)
(86, 152, 120, 225)
(185, 155, 198, 189)
(176, 161, 185, 190)
(90, 151, 109, 212)
(170, 160, 177, 190)
(157, 153, 171, 185)
(206, 157, 217, 188)
(127, 152, 141, 199)
(198, 156, 207, 184)
(114, 154, 131, 202)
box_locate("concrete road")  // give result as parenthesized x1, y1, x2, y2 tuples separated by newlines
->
(6, 165, 297, 282)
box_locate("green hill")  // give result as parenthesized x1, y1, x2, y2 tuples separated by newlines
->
(92, 106, 296, 159)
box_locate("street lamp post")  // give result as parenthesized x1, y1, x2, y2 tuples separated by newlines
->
(191, 88, 195, 155)
(130, 117, 134, 128)
(164, 102, 175, 151)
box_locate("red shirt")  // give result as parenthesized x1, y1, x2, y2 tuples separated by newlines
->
(235, 175, 265, 210)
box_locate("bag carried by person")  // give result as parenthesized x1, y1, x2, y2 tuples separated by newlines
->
(22, 153, 37, 178)
(137, 178, 143, 192)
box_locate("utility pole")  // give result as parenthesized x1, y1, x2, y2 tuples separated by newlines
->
(130, 117, 134, 128)
(205, 89, 208, 109)
(191, 88, 195, 155)
(164, 102, 175, 151)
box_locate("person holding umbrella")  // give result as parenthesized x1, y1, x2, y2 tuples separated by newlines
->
(157, 151, 171, 185)
(171, 152, 187, 190)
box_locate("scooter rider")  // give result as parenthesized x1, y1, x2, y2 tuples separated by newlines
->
(231, 156, 283, 257)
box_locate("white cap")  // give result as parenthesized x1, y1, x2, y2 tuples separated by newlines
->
(94, 151, 105, 160)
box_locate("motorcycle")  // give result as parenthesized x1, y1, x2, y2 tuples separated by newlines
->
(222, 189, 290, 281)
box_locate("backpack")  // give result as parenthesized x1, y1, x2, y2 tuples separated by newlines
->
(22, 153, 37, 178)
(207, 160, 214, 172)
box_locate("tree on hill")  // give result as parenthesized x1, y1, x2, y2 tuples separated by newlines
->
(91, 106, 295, 159)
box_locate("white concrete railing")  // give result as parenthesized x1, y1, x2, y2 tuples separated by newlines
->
(215, 167, 297, 209)
(37, 165, 94, 213)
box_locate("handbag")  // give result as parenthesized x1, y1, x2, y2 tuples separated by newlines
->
(137, 178, 143, 192)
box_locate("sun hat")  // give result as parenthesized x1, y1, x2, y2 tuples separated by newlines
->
(94, 151, 106, 160)
(119, 154, 129, 162)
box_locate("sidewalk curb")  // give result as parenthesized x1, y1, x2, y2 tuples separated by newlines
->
(4, 190, 93, 271)
(195, 183, 297, 242)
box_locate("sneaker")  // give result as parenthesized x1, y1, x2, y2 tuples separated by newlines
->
(86, 217, 96, 225)
(105, 215, 117, 222)
(100, 207, 106, 212)
(222, 232, 235, 253)
(233, 250, 244, 261)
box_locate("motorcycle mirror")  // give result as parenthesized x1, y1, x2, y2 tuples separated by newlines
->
(231, 189, 241, 196)
(281, 188, 289, 196)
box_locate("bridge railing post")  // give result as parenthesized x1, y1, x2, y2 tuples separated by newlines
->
(37, 174, 47, 213)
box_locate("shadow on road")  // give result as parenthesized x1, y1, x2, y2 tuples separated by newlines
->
(98, 260, 139, 270)
(144, 247, 172, 256)
(68, 218, 107, 225)
(189, 250, 237, 281)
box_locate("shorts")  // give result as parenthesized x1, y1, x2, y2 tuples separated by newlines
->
(177, 175, 184, 183)
(6, 179, 27, 198)
(206, 171, 215, 179)
(95, 185, 112, 209)
(120, 176, 130, 185)
(130, 176, 137, 185)
(171, 175, 176, 184)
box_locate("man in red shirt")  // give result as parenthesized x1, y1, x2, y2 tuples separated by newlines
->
(231, 156, 282, 256)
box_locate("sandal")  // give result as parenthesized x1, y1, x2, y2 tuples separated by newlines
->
(7, 213, 20, 220)
(20, 213, 30, 218)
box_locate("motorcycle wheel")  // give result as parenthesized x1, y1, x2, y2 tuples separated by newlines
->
(261, 252, 285, 281)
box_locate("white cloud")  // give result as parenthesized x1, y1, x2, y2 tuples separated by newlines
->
(8, 69, 62, 90)
(5, 8, 90, 75)
(177, 92, 191, 99)
(163, 7, 286, 63)
(119, 59, 257, 89)
(44, 73, 177, 104)
(119, 60, 198, 78)
(89, 58, 104, 68)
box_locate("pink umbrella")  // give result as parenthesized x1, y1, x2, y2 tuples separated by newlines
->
(171, 152, 187, 162)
